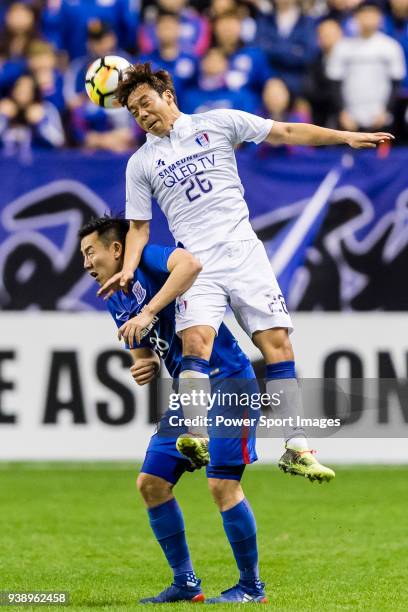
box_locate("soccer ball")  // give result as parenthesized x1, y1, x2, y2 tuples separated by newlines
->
(85, 55, 131, 109)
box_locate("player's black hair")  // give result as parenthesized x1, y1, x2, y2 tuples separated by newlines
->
(115, 62, 178, 108)
(78, 215, 129, 248)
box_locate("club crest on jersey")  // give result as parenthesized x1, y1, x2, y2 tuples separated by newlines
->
(132, 281, 146, 304)
(175, 297, 187, 315)
(195, 132, 210, 148)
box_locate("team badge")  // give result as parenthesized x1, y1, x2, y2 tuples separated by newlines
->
(195, 132, 210, 148)
(176, 297, 188, 315)
(132, 280, 146, 304)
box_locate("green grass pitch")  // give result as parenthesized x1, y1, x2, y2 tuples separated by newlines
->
(0, 463, 407, 611)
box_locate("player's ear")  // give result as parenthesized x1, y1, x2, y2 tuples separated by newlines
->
(164, 89, 174, 105)
(112, 240, 123, 259)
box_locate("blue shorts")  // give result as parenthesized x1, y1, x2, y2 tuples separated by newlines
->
(141, 451, 247, 484)
(141, 364, 259, 484)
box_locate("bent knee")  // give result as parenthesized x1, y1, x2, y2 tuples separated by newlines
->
(208, 478, 243, 511)
(181, 326, 215, 359)
(253, 327, 294, 362)
(207, 478, 224, 500)
(137, 473, 172, 506)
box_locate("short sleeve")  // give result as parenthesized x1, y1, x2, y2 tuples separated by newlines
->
(106, 296, 126, 330)
(206, 109, 273, 146)
(106, 288, 150, 351)
(125, 152, 153, 220)
(140, 244, 177, 275)
(326, 42, 347, 81)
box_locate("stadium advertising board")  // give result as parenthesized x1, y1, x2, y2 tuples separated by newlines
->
(0, 148, 407, 312)
(0, 313, 407, 462)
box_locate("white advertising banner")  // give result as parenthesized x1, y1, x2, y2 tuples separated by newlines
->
(0, 312, 407, 462)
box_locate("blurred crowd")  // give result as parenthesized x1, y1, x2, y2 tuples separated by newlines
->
(0, 0, 407, 153)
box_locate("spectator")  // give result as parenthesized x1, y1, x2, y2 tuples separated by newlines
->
(139, 0, 211, 57)
(139, 11, 198, 107)
(63, 20, 131, 110)
(319, 0, 361, 33)
(212, 10, 273, 95)
(304, 18, 343, 126)
(0, 72, 65, 151)
(259, 77, 311, 154)
(183, 46, 257, 113)
(327, 0, 406, 131)
(69, 77, 136, 152)
(41, 0, 139, 60)
(0, 2, 38, 95)
(385, 0, 408, 73)
(384, 0, 408, 140)
(208, 0, 257, 42)
(255, 0, 318, 95)
(27, 40, 65, 114)
(208, 0, 238, 18)
(0, 2, 38, 57)
(262, 76, 310, 121)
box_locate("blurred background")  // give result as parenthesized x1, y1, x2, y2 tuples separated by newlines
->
(0, 0, 407, 463)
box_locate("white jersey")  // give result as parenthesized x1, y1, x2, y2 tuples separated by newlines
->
(326, 32, 406, 127)
(126, 109, 273, 252)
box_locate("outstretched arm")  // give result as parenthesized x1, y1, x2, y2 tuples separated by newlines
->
(266, 121, 395, 149)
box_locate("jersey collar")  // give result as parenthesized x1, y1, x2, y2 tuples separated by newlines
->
(145, 113, 192, 143)
(172, 112, 192, 133)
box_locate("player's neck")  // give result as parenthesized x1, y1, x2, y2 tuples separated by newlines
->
(166, 108, 182, 135)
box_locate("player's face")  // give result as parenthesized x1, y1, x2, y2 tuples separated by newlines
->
(80, 232, 122, 285)
(127, 84, 176, 136)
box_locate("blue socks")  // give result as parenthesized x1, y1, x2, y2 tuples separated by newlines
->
(147, 498, 197, 586)
(221, 499, 259, 584)
(266, 360, 296, 380)
(180, 356, 210, 376)
(148, 497, 260, 588)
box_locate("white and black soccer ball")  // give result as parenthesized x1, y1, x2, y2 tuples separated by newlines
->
(85, 55, 131, 109)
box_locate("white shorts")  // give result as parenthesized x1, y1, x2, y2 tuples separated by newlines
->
(175, 239, 293, 337)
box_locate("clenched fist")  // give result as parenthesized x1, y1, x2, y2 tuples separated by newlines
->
(130, 358, 160, 385)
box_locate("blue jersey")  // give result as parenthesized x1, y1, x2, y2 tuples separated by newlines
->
(107, 244, 250, 379)
(42, 0, 139, 59)
(228, 46, 274, 94)
(182, 85, 258, 115)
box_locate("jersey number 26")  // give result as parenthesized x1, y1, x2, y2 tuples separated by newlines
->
(181, 171, 213, 203)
